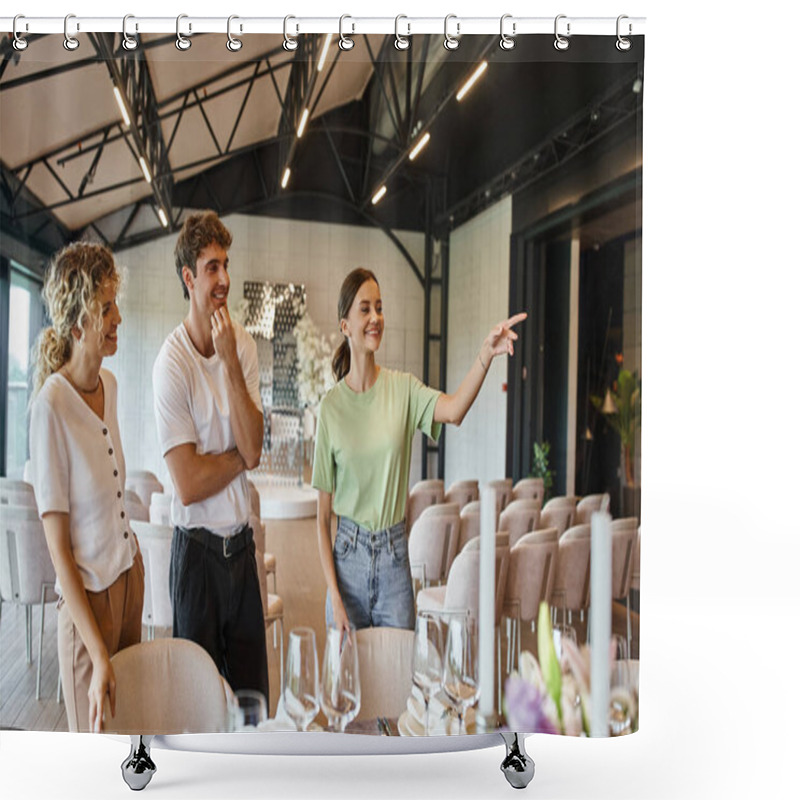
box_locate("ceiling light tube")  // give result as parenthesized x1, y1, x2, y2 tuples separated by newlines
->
(318, 33, 333, 72)
(113, 85, 131, 127)
(138, 156, 152, 184)
(408, 132, 431, 161)
(157, 207, 168, 228)
(371, 185, 387, 205)
(297, 108, 310, 138)
(281, 167, 291, 188)
(456, 61, 488, 102)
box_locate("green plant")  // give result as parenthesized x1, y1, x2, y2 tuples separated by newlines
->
(529, 441, 555, 502)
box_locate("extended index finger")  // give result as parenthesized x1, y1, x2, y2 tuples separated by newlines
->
(504, 312, 528, 329)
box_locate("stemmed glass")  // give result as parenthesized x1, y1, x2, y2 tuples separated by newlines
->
(283, 627, 320, 731)
(412, 612, 443, 736)
(321, 626, 361, 732)
(442, 614, 479, 735)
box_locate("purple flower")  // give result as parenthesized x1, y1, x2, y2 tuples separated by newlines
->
(504, 675, 560, 735)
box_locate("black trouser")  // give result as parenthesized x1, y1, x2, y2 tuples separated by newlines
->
(170, 524, 269, 709)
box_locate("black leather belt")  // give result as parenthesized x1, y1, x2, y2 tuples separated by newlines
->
(177, 524, 253, 559)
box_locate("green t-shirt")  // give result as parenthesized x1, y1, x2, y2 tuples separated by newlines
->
(311, 368, 442, 532)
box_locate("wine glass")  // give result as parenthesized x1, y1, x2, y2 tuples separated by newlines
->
(231, 689, 267, 731)
(552, 623, 577, 664)
(442, 614, 479, 735)
(321, 626, 361, 732)
(283, 627, 320, 731)
(412, 612, 443, 736)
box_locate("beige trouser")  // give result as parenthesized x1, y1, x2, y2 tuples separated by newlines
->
(57, 548, 145, 732)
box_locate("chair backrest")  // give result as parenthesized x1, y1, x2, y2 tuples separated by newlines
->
(542, 495, 578, 512)
(246, 479, 261, 520)
(0, 504, 56, 605)
(487, 479, 513, 512)
(499, 499, 541, 548)
(355, 626, 415, 721)
(124, 490, 149, 522)
(416, 503, 461, 578)
(553, 523, 592, 612)
(446, 538, 509, 625)
(575, 493, 611, 525)
(406, 479, 445, 533)
(248, 513, 272, 620)
(0, 478, 37, 508)
(148, 491, 172, 525)
(444, 480, 479, 512)
(130, 521, 173, 629)
(630, 526, 641, 591)
(104, 638, 228, 734)
(504, 528, 559, 622)
(539, 505, 575, 537)
(610, 517, 639, 600)
(126, 471, 164, 511)
(408, 512, 452, 586)
(457, 501, 481, 552)
(511, 477, 545, 507)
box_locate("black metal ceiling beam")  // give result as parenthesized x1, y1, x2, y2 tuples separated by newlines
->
(225, 62, 261, 154)
(0, 55, 100, 92)
(322, 119, 356, 204)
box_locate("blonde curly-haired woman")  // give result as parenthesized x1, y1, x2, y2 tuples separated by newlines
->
(29, 242, 144, 732)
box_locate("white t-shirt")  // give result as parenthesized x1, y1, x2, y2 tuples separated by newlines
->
(29, 369, 137, 593)
(152, 321, 262, 535)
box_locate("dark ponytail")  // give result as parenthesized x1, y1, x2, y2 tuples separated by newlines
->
(332, 267, 379, 382)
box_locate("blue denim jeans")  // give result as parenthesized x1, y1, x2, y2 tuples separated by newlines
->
(325, 517, 415, 631)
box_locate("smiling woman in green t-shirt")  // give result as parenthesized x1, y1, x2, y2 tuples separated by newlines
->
(312, 268, 526, 635)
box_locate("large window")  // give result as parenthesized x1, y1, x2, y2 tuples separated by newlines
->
(3, 261, 44, 478)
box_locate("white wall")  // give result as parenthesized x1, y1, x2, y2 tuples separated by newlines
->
(444, 196, 512, 488)
(112, 213, 426, 490)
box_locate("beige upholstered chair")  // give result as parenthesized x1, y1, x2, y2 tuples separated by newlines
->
(502, 528, 559, 672)
(408, 503, 460, 590)
(247, 480, 277, 593)
(103, 638, 229, 734)
(499, 499, 541, 548)
(126, 471, 164, 512)
(611, 517, 639, 655)
(250, 514, 284, 680)
(444, 479, 479, 512)
(148, 491, 172, 526)
(487, 479, 513, 513)
(0, 478, 37, 508)
(406, 479, 445, 533)
(422, 502, 462, 579)
(539, 502, 575, 537)
(575, 493, 611, 525)
(130, 521, 173, 639)
(511, 477, 545, 507)
(125, 490, 149, 522)
(457, 500, 482, 552)
(0, 503, 58, 699)
(631, 526, 641, 593)
(355, 626, 415, 721)
(551, 523, 592, 633)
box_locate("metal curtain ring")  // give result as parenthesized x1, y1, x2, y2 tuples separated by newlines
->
(339, 15, 355, 50)
(283, 15, 299, 51)
(12, 15, 28, 51)
(176, 14, 191, 51)
(499, 14, 516, 50)
(554, 14, 570, 51)
(122, 15, 138, 51)
(443, 14, 460, 51)
(394, 15, 410, 51)
(227, 15, 242, 51)
(63, 13, 80, 51)
(616, 15, 632, 51)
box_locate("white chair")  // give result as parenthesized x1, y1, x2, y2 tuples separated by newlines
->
(444, 480, 479, 512)
(406, 479, 445, 533)
(408, 503, 461, 590)
(0, 503, 59, 700)
(125, 490, 149, 522)
(148, 491, 172, 526)
(551, 524, 592, 634)
(355, 627, 415, 722)
(487, 479, 513, 513)
(498, 499, 541, 548)
(502, 528, 559, 672)
(457, 500, 482, 553)
(0, 478, 37, 508)
(103, 638, 229, 734)
(575, 493, 611, 525)
(251, 514, 284, 681)
(611, 517, 639, 656)
(126, 471, 164, 512)
(130, 521, 173, 639)
(511, 477, 545, 507)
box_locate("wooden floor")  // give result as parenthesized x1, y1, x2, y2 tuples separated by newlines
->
(1, 515, 638, 731)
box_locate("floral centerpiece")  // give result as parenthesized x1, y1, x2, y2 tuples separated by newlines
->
(292, 312, 337, 439)
(503, 602, 638, 737)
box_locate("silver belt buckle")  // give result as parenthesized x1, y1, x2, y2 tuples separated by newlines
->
(223, 535, 232, 558)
